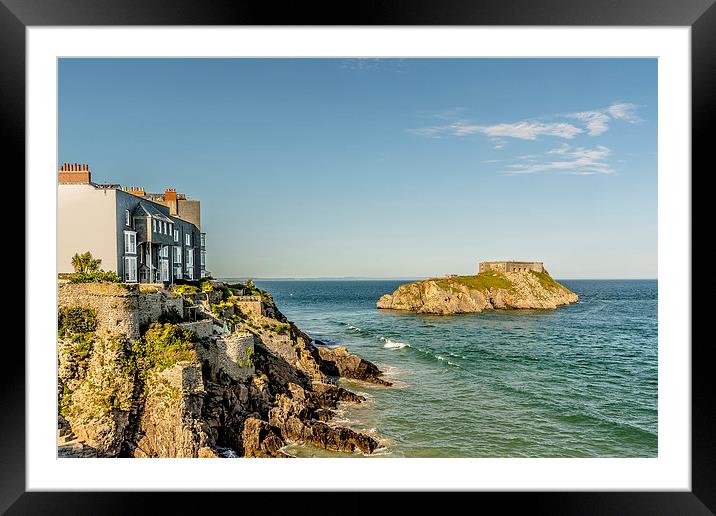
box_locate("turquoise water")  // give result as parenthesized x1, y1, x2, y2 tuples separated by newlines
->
(244, 279, 658, 458)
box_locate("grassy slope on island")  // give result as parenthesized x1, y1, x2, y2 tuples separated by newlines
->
(430, 270, 571, 294)
(430, 271, 514, 292)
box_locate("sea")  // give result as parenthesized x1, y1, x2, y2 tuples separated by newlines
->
(226, 279, 658, 458)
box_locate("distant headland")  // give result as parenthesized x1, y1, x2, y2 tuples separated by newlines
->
(376, 261, 578, 315)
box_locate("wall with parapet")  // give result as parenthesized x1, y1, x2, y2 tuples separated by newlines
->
(177, 320, 214, 340)
(57, 283, 141, 340)
(137, 291, 184, 327)
(196, 332, 255, 382)
(479, 261, 545, 273)
(58, 283, 184, 341)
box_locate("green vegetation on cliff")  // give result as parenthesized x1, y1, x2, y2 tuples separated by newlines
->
(131, 322, 197, 373)
(530, 270, 568, 291)
(58, 306, 97, 336)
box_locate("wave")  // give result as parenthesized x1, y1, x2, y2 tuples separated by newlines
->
(379, 336, 411, 349)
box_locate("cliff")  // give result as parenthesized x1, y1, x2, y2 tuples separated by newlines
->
(376, 270, 578, 315)
(57, 281, 391, 458)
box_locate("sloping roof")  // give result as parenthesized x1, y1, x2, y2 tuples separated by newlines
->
(132, 202, 174, 223)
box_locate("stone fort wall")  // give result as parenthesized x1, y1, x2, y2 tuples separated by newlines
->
(479, 261, 545, 273)
(57, 283, 183, 341)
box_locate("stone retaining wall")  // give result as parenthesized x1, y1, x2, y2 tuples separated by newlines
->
(196, 332, 255, 382)
(177, 320, 214, 340)
(58, 282, 185, 341)
(57, 283, 141, 340)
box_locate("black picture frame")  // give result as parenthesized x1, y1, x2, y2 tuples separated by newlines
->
(5, 0, 710, 513)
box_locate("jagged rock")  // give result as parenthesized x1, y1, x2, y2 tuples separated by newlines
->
(268, 386, 378, 454)
(317, 347, 392, 386)
(377, 270, 578, 315)
(310, 381, 366, 406)
(241, 417, 286, 457)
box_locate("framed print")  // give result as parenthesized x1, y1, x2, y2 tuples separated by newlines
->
(5, 0, 712, 513)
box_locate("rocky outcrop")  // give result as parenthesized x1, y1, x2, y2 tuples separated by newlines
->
(58, 280, 390, 458)
(316, 346, 392, 386)
(241, 417, 287, 458)
(377, 270, 578, 315)
(268, 383, 378, 454)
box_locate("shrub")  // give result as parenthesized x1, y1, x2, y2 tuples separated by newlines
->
(58, 307, 97, 336)
(172, 284, 200, 295)
(200, 280, 214, 292)
(69, 270, 122, 284)
(132, 322, 197, 372)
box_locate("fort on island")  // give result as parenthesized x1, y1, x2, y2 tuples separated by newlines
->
(479, 261, 545, 274)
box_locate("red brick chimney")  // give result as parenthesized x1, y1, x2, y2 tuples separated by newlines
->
(164, 188, 177, 201)
(58, 163, 91, 184)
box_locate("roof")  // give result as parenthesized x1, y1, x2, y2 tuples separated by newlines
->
(132, 202, 174, 224)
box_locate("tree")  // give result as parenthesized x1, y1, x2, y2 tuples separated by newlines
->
(71, 251, 102, 274)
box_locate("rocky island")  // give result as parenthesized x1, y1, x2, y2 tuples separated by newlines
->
(57, 279, 391, 458)
(376, 262, 578, 315)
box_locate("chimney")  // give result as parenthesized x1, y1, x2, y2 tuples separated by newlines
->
(127, 186, 145, 197)
(164, 188, 177, 201)
(58, 163, 91, 184)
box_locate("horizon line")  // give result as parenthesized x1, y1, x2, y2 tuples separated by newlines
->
(216, 276, 658, 281)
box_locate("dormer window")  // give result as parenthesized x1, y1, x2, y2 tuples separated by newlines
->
(152, 218, 157, 232)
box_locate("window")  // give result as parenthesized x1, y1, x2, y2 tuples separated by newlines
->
(152, 218, 157, 232)
(201, 270, 207, 279)
(185, 233, 191, 246)
(124, 231, 137, 254)
(174, 266, 182, 280)
(174, 229, 179, 242)
(169, 223, 173, 236)
(163, 221, 167, 234)
(124, 256, 137, 282)
(125, 209, 131, 226)
(160, 245, 169, 258)
(186, 248, 194, 267)
(187, 267, 194, 280)
(200, 233, 206, 248)
(173, 246, 182, 263)
(160, 259, 169, 282)
(200, 250, 206, 267)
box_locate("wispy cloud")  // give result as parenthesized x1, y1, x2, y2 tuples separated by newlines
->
(568, 102, 642, 136)
(568, 111, 611, 136)
(607, 102, 641, 122)
(411, 101, 643, 144)
(503, 145, 613, 176)
(411, 120, 583, 140)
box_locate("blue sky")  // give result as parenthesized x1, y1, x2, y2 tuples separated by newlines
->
(59, 58, 657, 279)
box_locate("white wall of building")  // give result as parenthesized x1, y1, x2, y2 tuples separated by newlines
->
(57, 184, 119, 274)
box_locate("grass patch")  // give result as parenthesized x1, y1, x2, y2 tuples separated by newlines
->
(430, 271, 513, 291)
(530, 270, 567, 291)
